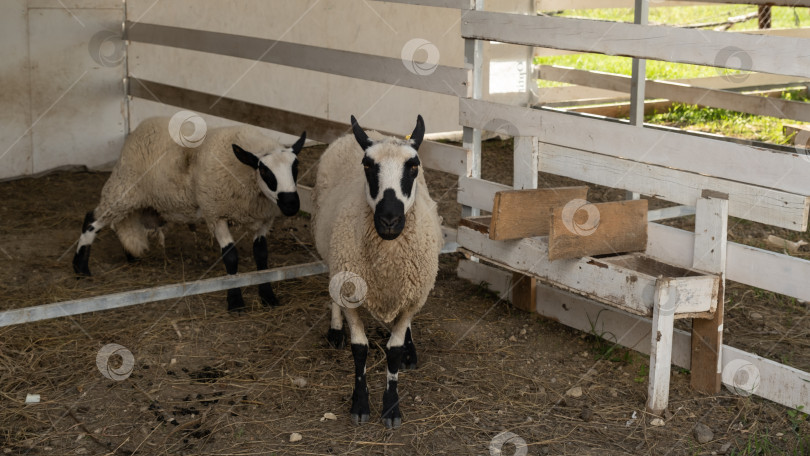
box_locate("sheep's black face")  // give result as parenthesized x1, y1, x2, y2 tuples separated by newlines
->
(352, 115, 424, 241)
(232, 132, 305, 217)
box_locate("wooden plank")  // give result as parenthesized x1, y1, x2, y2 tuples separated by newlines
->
(741, 27, 810, 38)
(126, 22, 468, 97)
(457, 176, 511, 212)
(513, 137, 538, 190)
(785, 124, 810, 149)
(0, 262, 328, 327)
(457, 259, 512, 300)
(548, 199, 648, 261)
(647, 222, 810, 303)
(457, 261, 810, 411)
(459, 99, 810, 198)
(537, 0, 711, 8)
(669, 0, 810, 6)
(690, 195, 729, 394)
(461, 11, 810, 79)
(298, 185, 315, 215)
(372, 0, 472, 7)
(536, 143, 809, 231)
(538, 65, 810, 123)
(489, 187, 589, 240)
(647, 205, 696, 222)
(647, 281, 676, 415)
(128, 78, 469, 176)
(510, 272, 536, 312)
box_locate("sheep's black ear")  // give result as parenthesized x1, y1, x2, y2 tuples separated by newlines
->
(351, 115, 373, 151)
(233, 144, 259, 169)
(291, 131, 306, 156)
(409, 114, 425, 151)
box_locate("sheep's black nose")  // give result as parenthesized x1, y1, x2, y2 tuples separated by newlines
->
(378, 214, 403, 229)
(277, 192, 300, 216)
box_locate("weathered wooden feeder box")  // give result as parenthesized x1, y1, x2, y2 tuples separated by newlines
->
(458, 215, 721, 413)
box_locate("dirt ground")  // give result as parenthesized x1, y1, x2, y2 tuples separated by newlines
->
(0, 139, 808, 455)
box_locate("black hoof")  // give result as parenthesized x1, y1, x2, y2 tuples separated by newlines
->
(351, 413, 370, 425)
(227, 288, 245, 312)
(72, 246, 92, 276)
(382, 389, 402, 429)
(258, 283, 279, 307)
(124, 251, 139, 263)
(327, 328, 346, 349)
(382, 416, 402, 429)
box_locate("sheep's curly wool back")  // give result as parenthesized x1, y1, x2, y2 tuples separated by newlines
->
(313, 132, 443, 323)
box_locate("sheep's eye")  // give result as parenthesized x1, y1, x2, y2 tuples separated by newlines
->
(362, 157, 374, 171)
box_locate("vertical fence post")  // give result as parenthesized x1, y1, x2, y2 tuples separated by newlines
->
(690, 190, 729, 394)
(627, 0, 648, 201)
(461, 0, 484, 219)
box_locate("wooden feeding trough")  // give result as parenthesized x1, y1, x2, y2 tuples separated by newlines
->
(457, 189, 722, 414)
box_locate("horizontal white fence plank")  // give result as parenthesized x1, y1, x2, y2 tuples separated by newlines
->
(462, 11, 810, 79)
(0, 262, 328, 327)
(537, 143, 809, 231)
(372, 0, 472, 7)
(459, 99, 810, 197)
(537, 0, 710, 8)
(647, 205, 696, 222)
(670, 0, 810, 6)
(126, 22, 469, 97)
(538, 65, 810, 123)
(459, 259, 810, 411)
(129, 79, 469, 177)
(457, 176, 510, 211)
(646, 223, 810, 303)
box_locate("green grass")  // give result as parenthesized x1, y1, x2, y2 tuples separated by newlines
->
(534, 6, 810, 144)
(535, 6, 810, 84)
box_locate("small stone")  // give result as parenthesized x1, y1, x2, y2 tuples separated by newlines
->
(566, 386, 583, 398)
(291, 377, 307, 388)
(610, 389, 618, 398)
(474, 416, 480, 424)
(580, 407, 593, 422)
(650, 418, 665, 427)
(750, 312, 764, 321)
(694, 422, 713, 444)
(25, 393, 40, 404)
(508, 335, 517, 342)
(289, 432, 302, 443)
(718, 442, 733, 455)
(519, 328, 527, 336)
(322, 412, 337, 421)
(170, 358, 177, 365)
(776, 432, 784, 437)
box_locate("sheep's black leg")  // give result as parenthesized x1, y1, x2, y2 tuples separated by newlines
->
(222, 243, 245, 312)
(401, 326, 418, 370)
(350, 343, 370, 425)
(73, 211, 102, 276)
(382, 346, 405, 429)
(252, 235, 279, 307)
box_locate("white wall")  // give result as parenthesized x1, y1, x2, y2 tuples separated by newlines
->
(0, 0, 125, 180)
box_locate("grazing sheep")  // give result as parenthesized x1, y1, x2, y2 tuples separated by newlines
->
(312, 115, 443, 428)
(72, 117, 305, 311)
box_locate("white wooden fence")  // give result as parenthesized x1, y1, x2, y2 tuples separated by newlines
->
(452, 0, 810, 413)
